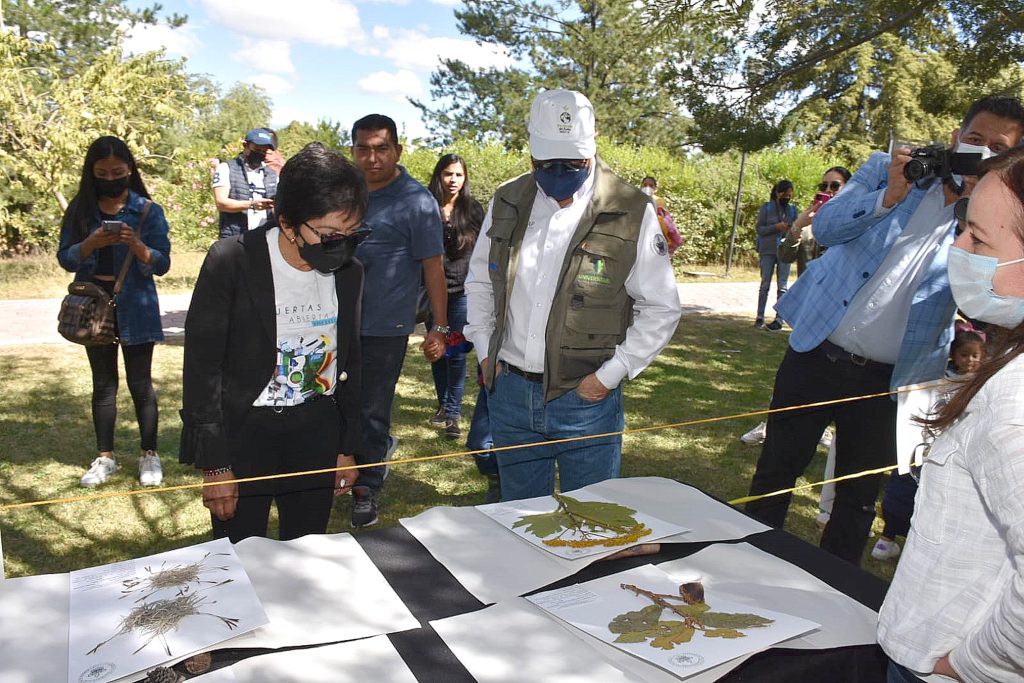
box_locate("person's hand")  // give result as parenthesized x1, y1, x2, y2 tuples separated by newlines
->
(576, 373, 610, 401)
(883, 146, 914, 208)
(253, 197, 275, 211)
(422, 330, 446, 362)
(202, 469, 239, 521)
(774, 221, 789, 232)
(83, 224, 123, 251)
(334, 454, 357, 497)
(788, 223, 802, 239)
(931, 655, 962, 681)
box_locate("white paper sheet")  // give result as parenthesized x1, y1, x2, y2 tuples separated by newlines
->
(658, 542, 879, 649)
(0, 572, 70, 683)
(477, 489, 690, 559)
(195, 637, 418, 683)
(221, 533, 419, 649)
(527, 564, 818, 679)
(401, 477, 770, 604)
(68, 538, 268, 683)
(895, 380, 951, 474)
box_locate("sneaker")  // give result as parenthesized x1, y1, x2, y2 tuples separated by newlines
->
(740, 421, 767, 445)
(818, 426, 834, 449)
(485, 474, 501, 504)
(139, 450, 163, 487)
(754, 319, 765, 330)
(80, 456, 118, 488)
(382, 435, 399, 481)
(428, 407, 447, 426)
(814, 511, 831, 529)
(444, 417, 461, 439)
(765, 319, 784, 332)
(351, 485, 379, 527)
(871, 538, 901, 561)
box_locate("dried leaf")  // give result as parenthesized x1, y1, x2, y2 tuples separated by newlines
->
(650, 622, 695, 649)
(555, 495, 641, 530)
(608, 604, 663, 633)
(613, 632, 648, 643)
(671, 601, 711, 617)
(679, 582, 705, 605)
(701, 611, 774, 629)
(512, 511, 575, 537)
(704, 628, 745, 639)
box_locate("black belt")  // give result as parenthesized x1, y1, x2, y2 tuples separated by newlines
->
(818, 340, 892, 369)
(504, 362, 543, 383)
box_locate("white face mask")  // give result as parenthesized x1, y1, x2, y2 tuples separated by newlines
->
(640, 186, 655, 196)
(947, 245, 1024, 328)
(949, 142, 994, 193)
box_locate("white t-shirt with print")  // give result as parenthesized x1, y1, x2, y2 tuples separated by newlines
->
(213, 159, 270, 231)
(253, 228, 340, 407)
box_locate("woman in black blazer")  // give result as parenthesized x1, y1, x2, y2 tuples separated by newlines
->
(180, 143, 369, 542)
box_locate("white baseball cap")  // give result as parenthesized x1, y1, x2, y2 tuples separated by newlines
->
(528, 89, 597, 160)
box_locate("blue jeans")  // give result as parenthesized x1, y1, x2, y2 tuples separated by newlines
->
(430, 293, 468, 418)
(887, 661, 927, 683)
(467, 382, 497, 476)
(488, 365, 624, 501)
(355, 335, 408, 492)
(757, 252, 790, 321)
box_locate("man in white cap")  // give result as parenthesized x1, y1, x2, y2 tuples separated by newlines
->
(464, 89, 682, 501)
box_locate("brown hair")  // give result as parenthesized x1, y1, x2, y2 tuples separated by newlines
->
(926, 146, 1024, 431)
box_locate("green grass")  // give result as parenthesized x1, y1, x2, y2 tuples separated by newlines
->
(0, 251, 208, 299)
(0, 316, 896, 582)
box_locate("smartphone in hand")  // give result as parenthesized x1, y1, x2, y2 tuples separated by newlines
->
(811, 192, 832, 211)
(101, 220, 122, 233)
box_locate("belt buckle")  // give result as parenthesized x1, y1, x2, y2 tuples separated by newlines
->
(849, 353, 868, 367)
(272, 404, 284, 415)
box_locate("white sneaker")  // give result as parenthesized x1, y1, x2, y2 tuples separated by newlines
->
(382, 435, 399, 481)
(740, 421, 767, 445)
(815, 511, 831, 529)
(871, 538, 901, 561)
(81, 456, 118, 488)
(819, 426, 835, 449)
(139, 450, 163, 487)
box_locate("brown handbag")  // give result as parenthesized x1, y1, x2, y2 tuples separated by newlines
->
(57, 201, 151, 346)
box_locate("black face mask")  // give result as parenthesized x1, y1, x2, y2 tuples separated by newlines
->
(778, 196, 791, 206)
(246, 150, 266, 166)
(298, 236, 357, 273)
(94, 176, 130, 198)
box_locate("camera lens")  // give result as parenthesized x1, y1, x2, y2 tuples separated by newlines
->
(903, 159, 928, 181)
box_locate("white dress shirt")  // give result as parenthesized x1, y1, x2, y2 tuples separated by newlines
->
(828, 183, 955, 364)
(877, 354, 1024, 682)
(465, 166, 681, 390)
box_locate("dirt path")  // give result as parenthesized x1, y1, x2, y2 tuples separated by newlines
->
(0, 282, 759, 347)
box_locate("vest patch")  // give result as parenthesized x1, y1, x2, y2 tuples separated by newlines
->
(653, 233, 668, 256)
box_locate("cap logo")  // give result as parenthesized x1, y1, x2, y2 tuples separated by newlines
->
(557, 107, 573, 134)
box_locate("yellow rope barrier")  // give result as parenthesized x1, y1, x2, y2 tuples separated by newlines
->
(0, 385, 921, 513)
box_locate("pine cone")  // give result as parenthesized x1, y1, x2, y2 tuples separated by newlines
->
(144, 667, 183, 683)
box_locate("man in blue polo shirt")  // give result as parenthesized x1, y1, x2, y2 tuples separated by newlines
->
(349, 114, 448, 527)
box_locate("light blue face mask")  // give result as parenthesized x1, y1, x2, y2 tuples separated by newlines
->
(947, 245, 1024, 328)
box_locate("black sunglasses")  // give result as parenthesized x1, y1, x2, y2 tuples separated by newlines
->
(533, 159, 588, 173)
(302, 223, 373, 248)
(818, 181, 843, 192)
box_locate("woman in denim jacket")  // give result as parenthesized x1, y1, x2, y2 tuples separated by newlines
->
(57, 136, 171, 489)
(754, 179, 798, 331)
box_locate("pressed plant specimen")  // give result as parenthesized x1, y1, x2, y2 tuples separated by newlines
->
(512, 494, 654, 548)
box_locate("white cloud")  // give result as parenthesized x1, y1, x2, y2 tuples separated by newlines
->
(357, 69, 423, 101)
(272, 105, 319, 127)
(202, 0, 364, 47)
(429, 0, 461, 5)
(235, 39, 294, 74)
(370, 27, 513, 72)
(245, 73, 295, 96)
(123, 23, 202, 58)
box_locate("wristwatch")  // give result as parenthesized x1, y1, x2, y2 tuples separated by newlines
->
(432, 324, 451, 336)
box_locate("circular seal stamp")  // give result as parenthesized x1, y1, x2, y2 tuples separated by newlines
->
(79, 662, 116, 682)
(669, 653, 705, 668)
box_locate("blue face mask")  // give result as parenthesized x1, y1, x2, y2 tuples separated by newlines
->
(533, 161, 590, 201)
(947, 245, 1024, 328)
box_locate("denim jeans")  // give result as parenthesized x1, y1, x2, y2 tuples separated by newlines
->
(354, 335, 408, 492)
(466, 382, 497, 476)
(430, 293, 468, 418)
(887, 661, 927, 683)
(757, 252, 791, 321)
(488, 365, 624, 501)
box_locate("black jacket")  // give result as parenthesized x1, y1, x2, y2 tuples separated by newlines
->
(179, 226, 363, 469)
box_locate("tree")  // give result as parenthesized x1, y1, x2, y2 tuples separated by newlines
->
(412, 0, 701, 150)
(0, 32, 207, 251)
(275, 119, 348, 159)
(192, 83, 275, 156)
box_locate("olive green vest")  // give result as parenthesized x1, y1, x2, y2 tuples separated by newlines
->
(484, 158, 650, 402)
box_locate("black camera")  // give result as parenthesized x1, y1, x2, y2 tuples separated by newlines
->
(903, 144, 983, 182)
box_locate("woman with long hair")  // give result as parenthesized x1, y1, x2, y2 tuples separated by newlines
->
(779, 166, 851, 275)
(426, 153, 484, 439)
(754, 179, 798, 331)
(57, 136, 171, 488)
(877, 147, 1024, 683)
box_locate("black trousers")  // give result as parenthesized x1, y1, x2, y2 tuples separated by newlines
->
(745, 344, 896, 566)
(85, 341, 158, 453)
(354, 335, 408, 492)
(212, 397, 339, 543)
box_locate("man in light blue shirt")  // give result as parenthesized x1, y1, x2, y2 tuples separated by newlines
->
(744, 95, 1024, 566)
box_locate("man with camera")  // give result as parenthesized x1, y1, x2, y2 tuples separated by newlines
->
(744, 95, 1024, 566)
(212, 128, 279, 239)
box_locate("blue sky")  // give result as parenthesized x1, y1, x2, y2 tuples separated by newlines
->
(123, 0, 513, 139)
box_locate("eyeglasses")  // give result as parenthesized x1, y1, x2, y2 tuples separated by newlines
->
(534, 159, 588, 173)
(302, 222, 373, 247)
(818, 181, 844, 192)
